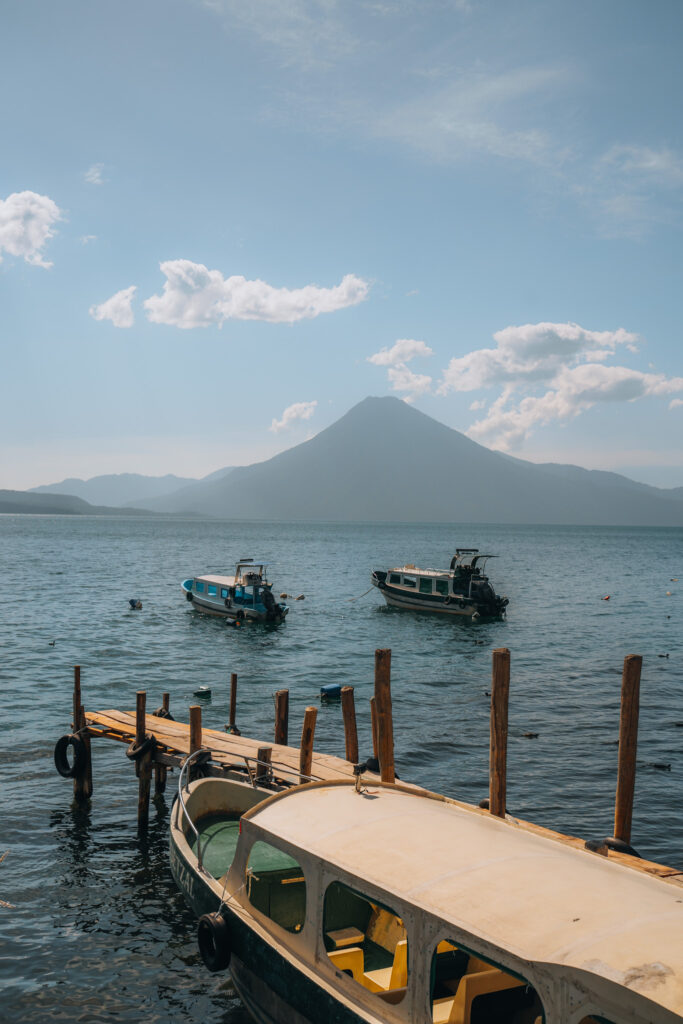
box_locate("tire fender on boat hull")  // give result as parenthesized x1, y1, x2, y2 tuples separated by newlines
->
(198, 912, 232, 972)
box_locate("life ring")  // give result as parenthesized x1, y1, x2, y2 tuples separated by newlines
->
(186, 591, 193, 602)
(54, 734, 87, 778)
(126, 734, 156, 761)
(197, 912, 231, 972)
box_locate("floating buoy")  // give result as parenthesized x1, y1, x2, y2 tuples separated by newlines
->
(129, 598, 142, 610)
(320, 683, 342, 702)
(602, 596, 610, 601)
(48, 640, 56, 647)
(295, 594, 305, 601)
(280, 592, 288, 599)
(666, 591, 672, 596)
(194, 686, 211, 699)
(523, 732, 539, 739)
(657, 653, 670, 658)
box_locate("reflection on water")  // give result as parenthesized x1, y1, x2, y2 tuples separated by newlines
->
(0, 516, 681, 1022)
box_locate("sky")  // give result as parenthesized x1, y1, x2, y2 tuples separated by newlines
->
(2, 0, 683, 490)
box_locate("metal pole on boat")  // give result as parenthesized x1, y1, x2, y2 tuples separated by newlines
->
(274, 689, 289, 746)
(299, 706, 318, 783)
(613, 654, 642, 846)
(374, 648, 395, 784)
(341, 686, 359, 765)
(227, 672, 240, 735)
(136, 690, 152, 828)
(489, 648, 510, 818)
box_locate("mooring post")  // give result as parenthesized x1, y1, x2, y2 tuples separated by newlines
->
(256, 745, 272, 784)
(341, 686, 359, 764)
(489, 648, 510, 818)
(370, 696, 379, 759)
(374, 648, 395, 784)
(274, 689, 289, 746)
(299, 706, 318, 783)
(613, 654, 642, 845)
(73, 665, 93, 801)
(227, 672, 240, 735)
(154, 692, 170, 795)
(189, 704, 202, 754)
(136, 690, 152, 828)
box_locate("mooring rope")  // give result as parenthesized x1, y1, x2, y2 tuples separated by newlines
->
(345, 586, 374, 602)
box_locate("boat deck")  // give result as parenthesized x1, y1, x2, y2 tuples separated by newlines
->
(85, 709, 362, 787)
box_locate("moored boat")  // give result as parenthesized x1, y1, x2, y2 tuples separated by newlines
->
(182, 558, 289, 623)
(372, 548, 508, 619)
(171, 773, 683, 1024)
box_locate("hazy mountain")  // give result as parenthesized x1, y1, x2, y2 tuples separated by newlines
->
(30, 468, 234, 508)
(132, 396, 683, 525)
(0, 490, 152, 516)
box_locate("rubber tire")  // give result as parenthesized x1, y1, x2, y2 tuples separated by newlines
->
(152, 707, 175, 721)
(198, 912, 231, 972)
(54, 734, 87, 778)
(186, 591, 193, 602)
(126, 734, 156, 761)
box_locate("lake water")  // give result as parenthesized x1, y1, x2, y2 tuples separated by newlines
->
(1, 515, 681, 1023)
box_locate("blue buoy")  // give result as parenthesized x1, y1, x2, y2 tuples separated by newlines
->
(129, 598, 142, 610)
(320, 683, 342, 702)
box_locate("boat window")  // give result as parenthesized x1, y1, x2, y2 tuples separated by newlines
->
(208, 584, 217, 596)
(435, 580, 449, 596)
(403, 576, 417, 588)
(220, 588, 229, 599)
(389, 574, 401, 584)
(246, 841, 306, 934)
(195, 581, 205, 593)
(430, 938, 544, 1023)
(419, 578, 433, 594)
(323, 880, 408, 1003)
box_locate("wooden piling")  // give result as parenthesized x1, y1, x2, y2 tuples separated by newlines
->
(154, 692, 170, 795)
(370, 696, 379, 758)
(489, 648, 510, 818)
(189, 704, 202, 754)
(72, 666, 93, 801)
(228, 672, 240, 735)
(299, 706, 318, 783)
(613, 654, 642, 845)
(136, 691, 152, 828)
(341, 686, 359, 764)
(374, 648, 395, 784)
(274, 689, 289, 746)
(256, 745, 272, 783)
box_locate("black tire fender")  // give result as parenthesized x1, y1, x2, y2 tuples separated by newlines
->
(186, 590, 194, 602)
(54, 733, 87, 778)
(224, 597, 231, 608)
(126, 734, 156, 761)
(198, 912, 231, 972)
(152, 706, 175, 721)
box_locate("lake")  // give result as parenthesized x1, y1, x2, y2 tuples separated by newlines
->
(1, 515, 681, 1022)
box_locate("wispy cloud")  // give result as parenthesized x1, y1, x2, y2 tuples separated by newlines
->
(438, 321, 683, 450)
(84, 163, 105, 185)
(89, 286, 137, 328)
(270, 399, 318, 432)
(367, 338, 433, 366)
(368, 337, 433, 400)
(80, 234, 97, 245)
(0, 190, 62, 268)
(143, 259, 369, 328)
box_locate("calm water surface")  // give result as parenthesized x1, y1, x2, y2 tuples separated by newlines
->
(0, 516, 681, 1022)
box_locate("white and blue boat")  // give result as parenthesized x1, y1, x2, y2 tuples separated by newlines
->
(182, 558, 289, 624)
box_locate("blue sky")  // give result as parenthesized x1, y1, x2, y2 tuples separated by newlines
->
(2, 0, 682, 490)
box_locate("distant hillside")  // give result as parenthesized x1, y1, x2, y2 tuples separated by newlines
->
(132, 397, 683, 526)
(30, 468, 234, 508)
(0, 490, 152, 516)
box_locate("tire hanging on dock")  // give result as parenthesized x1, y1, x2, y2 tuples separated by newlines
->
(54, 734, 87, 778)
(197, 912, 232, 972)
(125, 734, 156, 761)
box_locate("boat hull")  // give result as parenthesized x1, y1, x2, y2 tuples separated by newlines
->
(378, 585, 477, 617)
(181, 580, 288, 623)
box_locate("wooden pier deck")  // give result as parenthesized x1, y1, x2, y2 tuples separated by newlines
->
(85, 708, 361, 787)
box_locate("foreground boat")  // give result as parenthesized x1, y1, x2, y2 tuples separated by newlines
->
(171, 773, 683, 1024)
(372, 548, 509, 619)
(182, 558, 288, 623)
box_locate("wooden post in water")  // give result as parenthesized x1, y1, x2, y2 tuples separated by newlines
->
(136, 690, 152, 828)
(341, 686, 359, 764)
(489, 648, 510, 818)
(189, 704, 202, 754)
(154, 693, 170, 795)
(370, 696, 379, 759)
(374, 648, 395, 784)
(72, 666, 93, 801)
(227, 672, 240, 735)
(299, 706, 318, 783)
(274, 689, 289, 746)
(613, 654, 642, 845)
(256, 745, 272, 784)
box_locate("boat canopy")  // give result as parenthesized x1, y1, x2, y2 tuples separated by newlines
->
(241, 782, 683, 1017)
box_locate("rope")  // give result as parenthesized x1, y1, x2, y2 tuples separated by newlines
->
(345, 586, 374, 602)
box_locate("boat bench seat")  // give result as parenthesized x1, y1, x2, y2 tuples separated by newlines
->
(432, 966, 524, 1024)
(329, 939, 408, 994)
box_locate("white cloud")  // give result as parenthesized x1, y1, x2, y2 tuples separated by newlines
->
(84, 163, 105, 185)
(270, 400, 318, 432)
(0, 190, 61, 268)
(367, 338, 433, 366)
(80, 234, 97, 245)
(387, 364, 432, 400)
(143, 259, 369, 328)
(439, 321, 683, 450)
(670, 399, 683, 410)
(89, 286, 137, 328)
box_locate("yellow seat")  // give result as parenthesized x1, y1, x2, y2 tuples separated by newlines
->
(364, 938, 408, 992)
(328, 946, 365, 983)
(432, 960, 524, 1024)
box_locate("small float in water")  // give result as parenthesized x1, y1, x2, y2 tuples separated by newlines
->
(182, 558, 289, 624)
(372, 548, 508, 619)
